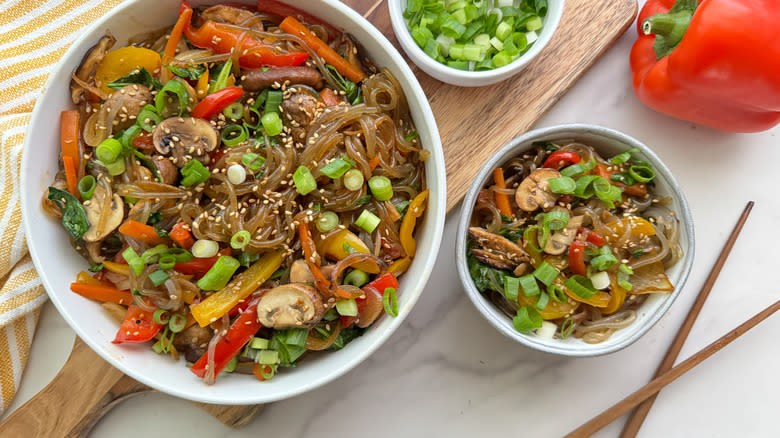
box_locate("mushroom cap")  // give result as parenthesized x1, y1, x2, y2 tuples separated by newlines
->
(152, 117, 218, 168)
(256, 283, 325, 329)
(515, 168, 561, 212)
(83, 183, 124, 242)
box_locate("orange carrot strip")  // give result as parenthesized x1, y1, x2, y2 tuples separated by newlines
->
(493, 168, 513, 217)
(368, 155, 381, 171)
(60, 110, 79, 160)
(169, 222, 195, 249)
(320, 88, 342, 106)
(63, 156, 80, 199)
(279, 16, 366, 83)
(70, 283, 134, 305)
(161, 6, 193, 82)
(119, 219, 168, 246)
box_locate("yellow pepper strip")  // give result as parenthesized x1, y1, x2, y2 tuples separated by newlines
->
(602, 273, 628, 315)
(388, 257, 411, 276)
(518, 293, 579, 320)
(562, 279, 611, 308)
(318, 229, 379, 273)
(605, 216, 656, 244)
(196, 69, 210, 99)
(75, 271, 107, 286)
(95, 47, 161, 94)
(191, 250, 284, 326)
(400, 190, 429, 257)
(226, 74, 236, 87)
(102, 260, 130, 276)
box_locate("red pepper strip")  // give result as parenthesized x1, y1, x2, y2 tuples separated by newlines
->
(191, 86, 244, 120)
(228, 298, 250, 317)
(174, 256, 221, 276)
(256, 0, 341, 41)
(577, 227, 606, 246)
(630, 0, 780, 132)
(180, 1, 308, 69)
(568, 240, 587, 276)
(191, 297, 262, 379)
(132, 132, 155, 150)
(341, 273, 399, 328)
(543, 151, 581, 170)
(112, 304, 165, 344)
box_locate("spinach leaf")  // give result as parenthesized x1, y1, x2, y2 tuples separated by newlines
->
(165, 64, 206, 81)
(466, 241, 510, 295)
(106, 68, 162, 91)
(47, 187, 90, 240)
(327, 65, 363, 105)
(327, 326, 365, 351)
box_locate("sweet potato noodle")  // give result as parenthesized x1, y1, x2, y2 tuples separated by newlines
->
(467, 141, 681, 344)
(44, 2, 428, 384)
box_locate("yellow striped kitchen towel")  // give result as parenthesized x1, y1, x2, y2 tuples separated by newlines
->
(0, 0, 124, 415)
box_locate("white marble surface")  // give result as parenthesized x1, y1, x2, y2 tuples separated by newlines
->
(6, 3, 780, 437)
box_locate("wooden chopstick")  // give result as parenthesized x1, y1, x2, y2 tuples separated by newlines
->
(566, 297, 780, 438)
(566, 201, 757, 438)
(618, 201, 754, 438)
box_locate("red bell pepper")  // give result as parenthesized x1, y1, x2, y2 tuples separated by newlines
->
(568, 240, 587, 276)
(191, 297, 262, 379)
(174, 256, 221, 276)
(112, 304, 165, 344)
(630, 0, 780, 133)
(543, 151, 581, 170)
(340, 273, 399, 328)
(577, 227, 605, 246)
(191, 86, 244, 120)
(180, 1, 308, 69)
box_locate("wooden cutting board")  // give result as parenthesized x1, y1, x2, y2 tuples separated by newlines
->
(0, 0, 636, 434)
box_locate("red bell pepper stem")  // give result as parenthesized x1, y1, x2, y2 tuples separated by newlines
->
(191, 297, 262, 379)
(191, 86, 244, 120)
(112, 304, 165, 344)
(543, 151, 581, 170)
(568, 240, 587, 276)
(180, 1, 308, 69)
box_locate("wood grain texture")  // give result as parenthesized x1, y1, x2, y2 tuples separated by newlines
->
(0, 0, 635, 433)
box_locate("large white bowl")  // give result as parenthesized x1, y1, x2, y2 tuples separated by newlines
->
(21, 0, 446, 404)
(455, 124, 694, 356)
(388, 0, 564, 87)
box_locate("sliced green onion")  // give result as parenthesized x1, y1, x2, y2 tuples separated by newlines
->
(591, 245, 618, 271)
(191, 239, 219, 258)
(261, 111, 283, 136)
(561, 157, 597, 178)
(259, 364, 276, 380)
(293, 166, 316, 195)
(526, 15, 543, 31)
(148, 270, 170, 286)
(412, 26, 434, 48)
(257, 350, 279, 365)
(548, 176, 576, 194)
(545, 210, 569, 231)
(230, 230, 251, 250)
(264, 90, 283, 114)
(618, 263, 634, 291)
(535, 291, 549, 311)
(153, 309, 170, 324)
(137, 104, 161, 132)
(141, 244, 169, 264)
(77, 175, 96, 200)
(197, 255, 240, 291)
(320, 158, 351, 179)
(343, 169, 364, 191)
(169, 313, 187, 333)
(548, 284, 567, 303)
(316, 211, 339, 232)
(102, 158, 127, 176)
(368, 175, 393, 201)
(119, 125, 141, 153)
(180, 159, 210, 186)
(249, 337, 269, 349)
(512, 305, 542, 334)
(335, 298, 358, 316)
(355, 209, 381, 233)
(222, 102, 244, 120)
(560, 317, 574, 339)
(166, 248, 193, 263)
(573, 175, 599, 198)
(158, 254, 176, 270)
(238, 251, 260, 268)
(344, 269, 369, 287)
(96, 138, 122, 164)
(383, 287, 399, 317)
(564, 275, 597, 299)
(284, 328, 309, 347)
(492, 50, 513, 68)
(241, 153, 265, 173)
(155, 79, 189, 116)
(395, 200, 410, 215)
(221, 123, 248, 147)
(629, 165, 655, 183)
(608, 148, 639, 165)
(223, 356, 238, 373)
(227, 164, 247, 185)
(209, 58, 233, 94)
(518, 274, 540, 297)
(593, 176, 623, 207)
(504, 276, 520, 301)
(122, 247, 144, 276)
(533, 261, 560, 286)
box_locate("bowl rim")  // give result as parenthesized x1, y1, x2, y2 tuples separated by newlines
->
(387, 0, 565, 83)
(455, 123, 695, 357)
(21, 0, 447, 403)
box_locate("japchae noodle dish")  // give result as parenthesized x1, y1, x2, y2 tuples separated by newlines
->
(466, 141, 682, 343)
(44, 1, 428, 383)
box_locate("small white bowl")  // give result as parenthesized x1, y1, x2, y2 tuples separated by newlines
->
(388, 0, 564, 87)
(455, 124, 695, 356)
(21, 0, 446, 404)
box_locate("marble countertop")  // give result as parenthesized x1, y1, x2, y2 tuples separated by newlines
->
(5, 2, 780, 437)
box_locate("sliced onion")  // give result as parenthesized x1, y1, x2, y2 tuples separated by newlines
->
(328, 252, 387, 287)
(305, 321, 342, 351)
(356, 286, 383, 328)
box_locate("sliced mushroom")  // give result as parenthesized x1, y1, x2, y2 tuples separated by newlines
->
(201, 4, 263, 30)
(84, 84, 153, 145)
(172, 324, 213, 363)
(289, 259, 316, 284)
(256, 283, 325, 329)
(152, 155, 179, 185)
(468, 227, 529, 270)
(83, 183, 124, 243)
(515, 168, 561, 212)
(153, 117, 219, 167)
(541, 213, 584, 255)
(71, 32, 116, 104)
